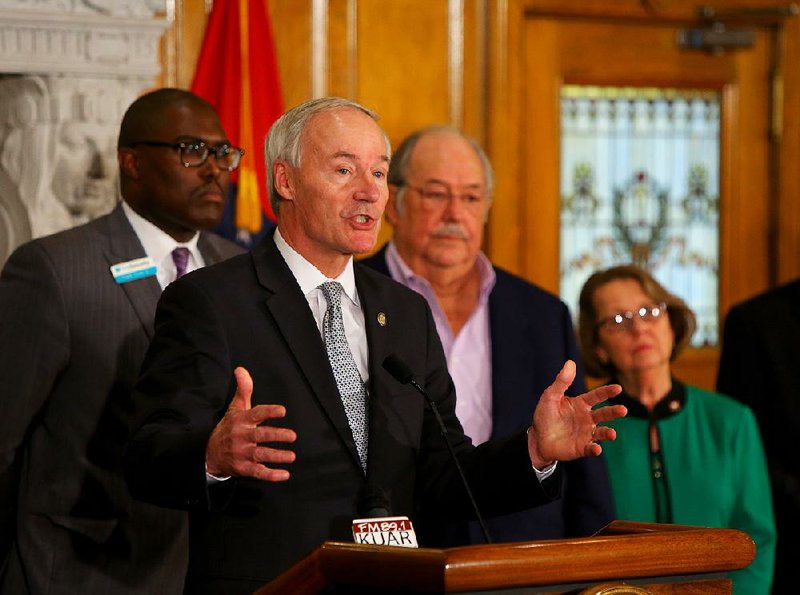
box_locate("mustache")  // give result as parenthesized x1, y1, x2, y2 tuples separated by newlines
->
(431, 222, 468, 239)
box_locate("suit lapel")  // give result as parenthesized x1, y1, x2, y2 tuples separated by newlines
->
(102, 205, 162, 339)
(197, 232, 225, 265)
(488, 279, 510, 430)
(357, 265, 412, 478)
(254, 236, 363, 470)
(358, 270, 393, 390)
(487, 276, 532, 438)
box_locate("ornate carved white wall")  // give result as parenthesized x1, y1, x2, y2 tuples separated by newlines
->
(0, 0, 168, 265)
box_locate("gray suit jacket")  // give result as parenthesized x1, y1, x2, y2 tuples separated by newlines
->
(0, 203, 243, 595)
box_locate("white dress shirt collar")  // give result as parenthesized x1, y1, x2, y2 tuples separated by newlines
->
(273, 228, 367, 381)
(273, 228, 359, 307)
(121, 200, 203, 288)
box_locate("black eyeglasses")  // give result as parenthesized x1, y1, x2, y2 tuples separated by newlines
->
(128, 139, 244, 172)
(596, 303, 667, 334)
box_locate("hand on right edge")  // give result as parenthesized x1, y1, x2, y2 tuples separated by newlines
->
(205, 367, 297, 481)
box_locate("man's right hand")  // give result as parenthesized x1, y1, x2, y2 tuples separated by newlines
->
(205, 366, 297, 481)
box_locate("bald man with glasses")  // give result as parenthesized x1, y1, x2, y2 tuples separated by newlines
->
(0, 88, 243, 594)
(361, 126, 615, 547)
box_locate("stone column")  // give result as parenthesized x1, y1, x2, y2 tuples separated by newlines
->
(0, 0, 169, 265)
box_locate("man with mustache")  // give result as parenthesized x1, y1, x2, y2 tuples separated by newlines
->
(362, 126, 615, 546)
(0, 88, 243, 594)
(123, 98, 625, 594)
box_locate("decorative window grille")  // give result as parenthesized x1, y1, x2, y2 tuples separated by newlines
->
(560, 86, 720, 346)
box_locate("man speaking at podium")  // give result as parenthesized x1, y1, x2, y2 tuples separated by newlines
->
(124, 97, 626, 594)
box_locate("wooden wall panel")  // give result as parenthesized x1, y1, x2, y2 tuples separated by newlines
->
(354, 0, 451, 146)
(157, 0, 209, 90)
(463, 0, 489, 144)
(352, 1, 452, 250)
(327, 0, 356, 99)
(165, 0, 800, 299)
(520, 17, 560, 293)
(777, 15, 800, 284)
(485, 0, 527, 273)
(721, 30, 772, 309)
(269, 0, 313, 109)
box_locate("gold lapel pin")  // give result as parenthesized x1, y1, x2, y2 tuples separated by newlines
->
(377, 312, 387, 326)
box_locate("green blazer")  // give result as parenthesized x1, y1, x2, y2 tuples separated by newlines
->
(603, 383, 776, 595)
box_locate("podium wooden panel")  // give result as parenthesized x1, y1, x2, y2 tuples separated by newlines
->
(254, 521, 755, 594)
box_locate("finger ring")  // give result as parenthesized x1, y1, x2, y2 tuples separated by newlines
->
(591, 425, 597, 438)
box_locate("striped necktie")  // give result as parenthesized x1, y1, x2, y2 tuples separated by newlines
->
(171, 247, 191, 280)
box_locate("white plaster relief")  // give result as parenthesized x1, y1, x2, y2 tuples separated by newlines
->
(0, 0, 163, 18)
(0, 0, 168, 265)
(0, 13, 165, 76)
(0, 75, 138, 242)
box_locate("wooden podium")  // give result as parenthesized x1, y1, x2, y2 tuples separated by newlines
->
(254, 521, 755, 594)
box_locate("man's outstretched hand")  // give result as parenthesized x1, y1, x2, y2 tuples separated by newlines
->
(205, 367, 297, 481)
(527, 360, 626, 469)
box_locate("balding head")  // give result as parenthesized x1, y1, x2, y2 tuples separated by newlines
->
(388, 126, 494, 207)
(384, 127, 493, 279)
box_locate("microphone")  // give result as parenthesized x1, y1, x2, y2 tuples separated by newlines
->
(352, 484, 418, 548)
(357, 484, 391, 518)
(382, 354, 492, 544)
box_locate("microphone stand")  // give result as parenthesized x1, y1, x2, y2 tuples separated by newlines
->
(408, 377, 492, 544)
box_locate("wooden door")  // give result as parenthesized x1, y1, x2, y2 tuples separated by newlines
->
(502, 6, 780, 389)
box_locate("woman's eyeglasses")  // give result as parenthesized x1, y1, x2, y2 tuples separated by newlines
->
(596, 303, 667, 333)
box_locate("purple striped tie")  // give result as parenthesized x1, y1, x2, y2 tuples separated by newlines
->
(171, 247, 191, 279)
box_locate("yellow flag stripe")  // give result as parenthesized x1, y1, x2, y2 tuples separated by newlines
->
(235, 0, 262, 233)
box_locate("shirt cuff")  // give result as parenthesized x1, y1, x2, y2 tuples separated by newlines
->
(526, 424, 557, 481)
(532, 460, 557, 481)
(205, 463, 230, 484)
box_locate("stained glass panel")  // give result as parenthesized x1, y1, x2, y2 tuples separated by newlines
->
(560, 86, 720, 346)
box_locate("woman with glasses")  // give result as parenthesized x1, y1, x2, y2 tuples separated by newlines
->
(577, 264, 775, 595)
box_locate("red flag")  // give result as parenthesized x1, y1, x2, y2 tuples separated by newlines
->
(192, 0, 284, 233)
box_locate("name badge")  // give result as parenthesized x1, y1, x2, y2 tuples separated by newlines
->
(110, 257, 157, 284)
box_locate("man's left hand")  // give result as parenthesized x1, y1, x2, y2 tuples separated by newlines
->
(527, 360, 626, 469)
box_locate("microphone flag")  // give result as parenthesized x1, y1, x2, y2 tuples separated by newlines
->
(353, 484, 418, 548)
(351, 516, 419, 548)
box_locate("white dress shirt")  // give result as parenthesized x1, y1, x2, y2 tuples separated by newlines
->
(121, 200, 203, 288)
(271, 230, 553, 478)
(274, 229, 368, 382)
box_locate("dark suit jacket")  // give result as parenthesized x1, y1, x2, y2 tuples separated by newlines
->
(0, 204, 242, 595)
(124, 232, 559, 594)
(362, 247, 614, 544)
(717, 279, 800, 594)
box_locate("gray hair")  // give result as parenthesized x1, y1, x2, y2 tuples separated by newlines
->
(265, 97, 390, 215)
(387, 126, 494, 215)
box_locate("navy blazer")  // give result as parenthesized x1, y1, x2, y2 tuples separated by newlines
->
(125, 232, 560, 593)
(718, 279, 800, 593)
(362, 246, 614, 544)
